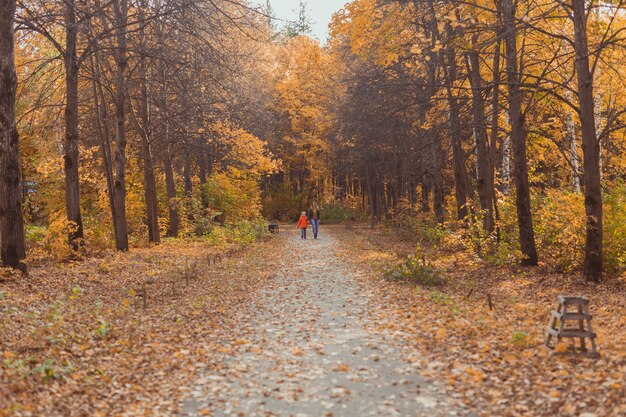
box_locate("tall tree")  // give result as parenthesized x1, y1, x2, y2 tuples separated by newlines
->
(0, 0, 26, 269)
(501, 0, 538, 265)
(571, 0, 602, 281)
(111, 0, 130, 250)
(467, 38, 495, 232)
(16, 0, 86, 248)
(63, 0, 83, 249)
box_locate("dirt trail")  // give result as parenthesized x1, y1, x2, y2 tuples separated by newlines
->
(181, 227, 472, 417)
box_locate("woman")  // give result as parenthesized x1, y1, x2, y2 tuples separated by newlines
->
(307, 202, 321, 239)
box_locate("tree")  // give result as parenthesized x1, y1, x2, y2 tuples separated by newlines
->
(16, 0, 86, 249)
(571, 0, 602, 281)
(285, 1, 313, 37)
(500, 0, 538, 266)
(0, 0, 26, 270)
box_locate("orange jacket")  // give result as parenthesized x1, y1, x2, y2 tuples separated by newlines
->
(297, 215, 308, 228)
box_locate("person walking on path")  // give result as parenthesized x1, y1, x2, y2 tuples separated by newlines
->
(307, 203, 321, 239)
(297, 211, 309, 239)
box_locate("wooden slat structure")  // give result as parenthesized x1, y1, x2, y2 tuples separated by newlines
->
(546, 295, 599, 357)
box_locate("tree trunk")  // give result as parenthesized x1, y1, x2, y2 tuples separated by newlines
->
(112, 0, 129, 251)
(164, 145, 180, 237)
(572, 0, 602, 282)
(199, 147, 207, 185)
(443, 31, 470, 221)
(501, 113, 511, 195)
(490, 37, 502, 216)
(467, 42, 495, 232)
(134, 3, 160, 243)
(0, 0, 26, 270)
(432, 135, 446, 225)
(141, 138, 160, 243)
(63, 0, 84, 249)
(90, 53, 117, 236)
(183, 145, 193, 197)
(565, 91, 581, 193)
(501, 0, 538, 265)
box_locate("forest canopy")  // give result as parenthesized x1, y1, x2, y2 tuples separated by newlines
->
(1, 0, 626, 282)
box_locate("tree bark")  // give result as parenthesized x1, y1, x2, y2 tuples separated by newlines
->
(501, 0, 538, 265)
(63, 0, 84, 249)
(183, 145, 193, 197)
(467, 41, 495, 232)
(489, 37, 502, 210)
(0, 0, 26, 270)
(501, 113, 511, 195)
(443, 29, 470, 222)
(565, 91, 581, 192)
(131, 11, 160, 243)
(572, 0, 602, 281)
(164, 145, 180, 237)
(112, 0, 129, 251)
(90, 53, 117, 236)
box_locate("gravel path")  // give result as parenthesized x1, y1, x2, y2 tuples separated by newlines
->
(181, 228, 472, 417)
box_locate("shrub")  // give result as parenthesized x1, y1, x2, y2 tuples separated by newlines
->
(604, 181, 626, 272)
(386, 254, 446, 287)
(203, 171, 262, 223)
(321, 201, 357, 223)
(485, 186, 626, 273)
(207, 219, 270, 247)
(510, 331, 529, 349)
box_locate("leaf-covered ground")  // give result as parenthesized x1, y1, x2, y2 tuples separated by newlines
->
(0, 238, 279, 416)
(1, 226, 624, 416)
(341, 225, 626, 417)
(181, 230, 472, 417)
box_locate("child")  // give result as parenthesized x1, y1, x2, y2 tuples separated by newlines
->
(297, 211, 309, 239)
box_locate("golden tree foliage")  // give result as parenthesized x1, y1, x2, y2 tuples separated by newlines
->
(273, 36, 336, 194)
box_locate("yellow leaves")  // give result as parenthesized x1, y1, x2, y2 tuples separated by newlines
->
(330, 0, 414, 67)
(210, 122, 280, 177)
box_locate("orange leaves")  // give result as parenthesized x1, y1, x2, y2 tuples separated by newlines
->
(332, 363, 350, 372)
(435, 327, 447, 342)
(342, 225, 626, 417)
(0, 235, 281, 415)
(464, 366, 486, 383)
(554, 343, 569, 353)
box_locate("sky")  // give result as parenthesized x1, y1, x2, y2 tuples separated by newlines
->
(260, 1, 348, 42)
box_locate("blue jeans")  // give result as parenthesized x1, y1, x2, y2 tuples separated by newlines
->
(300, 228, 307, 239)
(311, 219, 319, 238)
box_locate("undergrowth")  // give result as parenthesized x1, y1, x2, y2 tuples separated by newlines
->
(385, 254, 446, 287)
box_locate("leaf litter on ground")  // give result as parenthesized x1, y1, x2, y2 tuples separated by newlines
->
(0, 238, 280, 416)
(338, 225, 625, 417)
